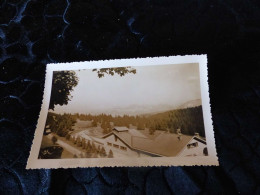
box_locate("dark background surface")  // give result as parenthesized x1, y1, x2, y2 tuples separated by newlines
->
(0, 0, 260, 194)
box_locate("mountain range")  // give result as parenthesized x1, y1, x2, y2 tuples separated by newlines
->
(88, 99, 202, 116)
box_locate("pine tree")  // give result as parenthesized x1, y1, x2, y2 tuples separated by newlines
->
(82, 139, 86, 149)
(85, 141, 93, 158)
(76, 137, 82, 147)
(101, 122, 108, 134)
(108, 149, 114, 158)
(100, 147, 107, 157)
(126, 123, 130, 128)
(86, 140, 91, 150)
(137, 122, 145, 130)
(65, 133, 70, 140)
(97, 145, 101, 155)
(107, 122, 112, 133)
(51, 135, 58, 144)
(149, 121, 156, 135)
(92, 120, 97, 127)
(92, 142, 96, 153)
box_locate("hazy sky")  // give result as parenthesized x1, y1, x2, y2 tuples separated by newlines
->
(53, 63, 201, 115)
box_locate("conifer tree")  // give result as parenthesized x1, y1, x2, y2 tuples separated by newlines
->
(65, 133, 70, 140)
(100, 147, 107, 157)
(51, 135, 58, 145)
(76, 137, 82, 147)
(82, 139, 86, 149)
(92, 120, 97, 127)
(92, 142, 96, 153)
(86, 140, 91, 150)
(97, 145, 101, 154)
(108, 150, 114, 158)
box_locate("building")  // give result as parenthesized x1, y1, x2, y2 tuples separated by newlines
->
(177, 135, 207, 156)
(72, 126, 208, 157)
(102, 126, 154, 157)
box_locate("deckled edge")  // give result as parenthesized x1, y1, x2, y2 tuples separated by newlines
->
(26, 54, 219, 169)
(26, 64, 50, 169)
(202, 54, 219, 165)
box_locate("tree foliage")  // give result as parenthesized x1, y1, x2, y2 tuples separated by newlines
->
(49, 71, 79, 110)
(72, 106, 205, 137)
(65, 133, 71, 140)
(108, 150, 114, 158)
(51, 136, 58, 144)
(92, 67, 136, 78)
(46, 112, 76, 137)
(100, 147, 107, 157)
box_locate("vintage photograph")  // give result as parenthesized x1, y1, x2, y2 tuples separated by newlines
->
(27, 55, 218, 168)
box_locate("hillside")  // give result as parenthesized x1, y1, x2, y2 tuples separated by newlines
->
(147, 105, 205, 137)
(178, 99, 202, 109)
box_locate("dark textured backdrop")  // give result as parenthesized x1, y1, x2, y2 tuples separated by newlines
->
(0, 0, 260, 194)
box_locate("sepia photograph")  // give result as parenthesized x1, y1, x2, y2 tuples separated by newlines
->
(27, 55, 218, 168)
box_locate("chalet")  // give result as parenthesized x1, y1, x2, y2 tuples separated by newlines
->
(102, 126, 156, 157)
(101, 127, 207, 157)
(177, 135, 207, 156)
(71, 126, 207, 157)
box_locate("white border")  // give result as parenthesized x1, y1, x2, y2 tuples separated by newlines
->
(26, 55, 218, 169)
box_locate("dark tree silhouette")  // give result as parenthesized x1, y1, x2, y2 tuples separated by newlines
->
(203, 147, 208, 156)
(51, 136, 58, 144)
(49, 71, 79, 110)
(92, 67, 136, 78)
(65, 133, 70, 140)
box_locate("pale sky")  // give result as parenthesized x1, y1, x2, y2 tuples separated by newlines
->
(53, 63, 201, 115)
